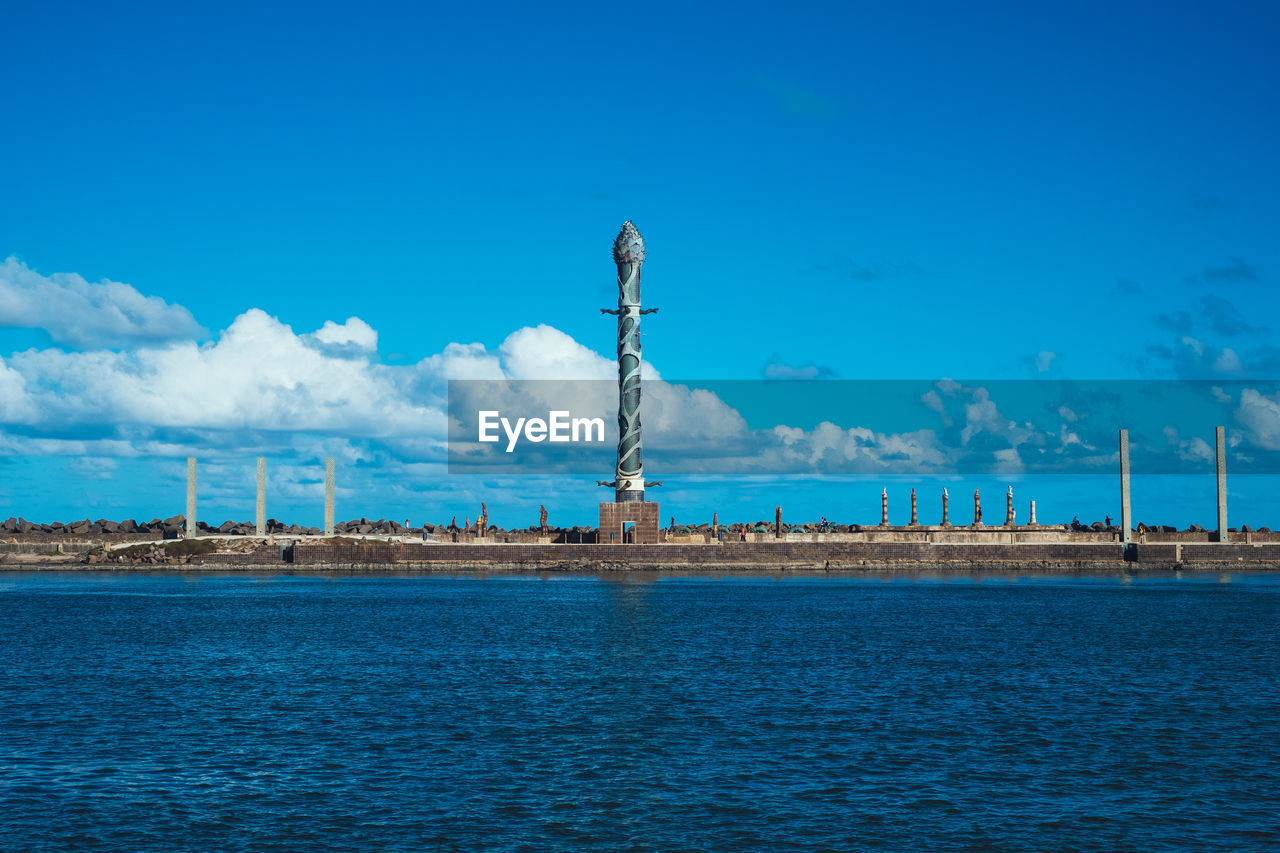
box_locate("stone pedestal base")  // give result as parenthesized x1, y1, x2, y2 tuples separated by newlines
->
(599, 502, 660, 544)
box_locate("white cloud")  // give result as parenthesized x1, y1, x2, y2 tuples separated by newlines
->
(0, 304, 680, 470)
(9, 266, 1273, 486)
(1163, 425, 1220, 464)
(0, 298, 999, 480)
(1213, 347, 1243, 374)
(757, 422, 948, 475)
(307, 317, 378, 357)
(65, 457, 118, 480)
(498, 325, 615, 380)
(0, 356, 35, 422)
(762, 354, 837, 380)
(1236, 389, 1280, 451)
(1178, 437, 1214, 463)
(764, 363, 820, 379)
(0, 257, 206, 349)
(417, 342, 503, 381)
(7, 309, 438, 438)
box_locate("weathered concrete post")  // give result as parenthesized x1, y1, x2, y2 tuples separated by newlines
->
(1216, 425, 1228, 543)
(324, 457, 335, 537)
(1005, 486, 1015, 526)
(973, 489, 983, 527)
(941, 488, 950, 526)
(1029, 500, 1038, 526)
(909, 488, 918, 526)
(255, 457, 266, 537)
(880, 488, 888, 526)
(775, 506, 782, 538)
(185, 457, 197, 539)
(1119, 429, 1132, 545)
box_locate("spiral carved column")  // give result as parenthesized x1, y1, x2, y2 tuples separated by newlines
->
(613, 222, 646, 503)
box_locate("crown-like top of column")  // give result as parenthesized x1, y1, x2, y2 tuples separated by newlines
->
(612, 221, 645, 266)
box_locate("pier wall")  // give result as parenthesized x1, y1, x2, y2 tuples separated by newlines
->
(9, 536, 1280, 571)
(165, 540, 1280, 569)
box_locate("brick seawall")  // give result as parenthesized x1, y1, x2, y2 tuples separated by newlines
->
(168, 540, 1280, 571)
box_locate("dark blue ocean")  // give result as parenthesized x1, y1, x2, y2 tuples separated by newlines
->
(1, 572, 1278, 852)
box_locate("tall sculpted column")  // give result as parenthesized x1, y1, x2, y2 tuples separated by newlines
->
(612, 221, 646, 503)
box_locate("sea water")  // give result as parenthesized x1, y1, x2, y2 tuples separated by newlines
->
(1, 572, 1277, 851)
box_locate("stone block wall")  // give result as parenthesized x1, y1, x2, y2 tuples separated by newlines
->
(180, 539, 1280, 569)
(189, 546, 287, 565)
(284, 541, 1130, 567)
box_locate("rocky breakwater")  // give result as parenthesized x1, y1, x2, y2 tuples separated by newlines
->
(3, 515, 202, 539)
(83, 539, 225, 565)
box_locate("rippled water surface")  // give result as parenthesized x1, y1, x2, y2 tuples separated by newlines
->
(2, 572, 1278, 851)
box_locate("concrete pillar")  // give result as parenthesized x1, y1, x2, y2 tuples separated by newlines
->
(909, 488, 918, 526)
(941, 489, 950, 526)
(1029, 500, 1038, 526)
(255, 457, 266, 537)
(185, 457, 197, 539)
(1119, 429, 1132, 545)
(324, 457, 335, 537)
(1216, 425, 1228, 543)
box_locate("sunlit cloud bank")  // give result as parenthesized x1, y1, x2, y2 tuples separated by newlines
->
(2, 260, 1280, 523)
(0, 257, 205, 349)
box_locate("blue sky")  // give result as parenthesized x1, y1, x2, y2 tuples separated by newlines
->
(2, 0, 1279, 528)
